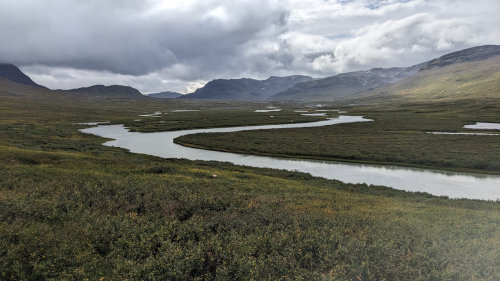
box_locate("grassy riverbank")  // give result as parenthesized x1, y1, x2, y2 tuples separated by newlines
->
(123, 108, 330, 132)
(1, 91, 500, 280)
(176, 100, 500, 174)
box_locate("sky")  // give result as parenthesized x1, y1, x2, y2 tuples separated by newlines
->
(1, 0, 499, 94)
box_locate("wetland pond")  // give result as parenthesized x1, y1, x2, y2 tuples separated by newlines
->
(81, 116, 500, 201)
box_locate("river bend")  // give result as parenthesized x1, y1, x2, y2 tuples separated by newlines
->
(81, 116, 500, 200)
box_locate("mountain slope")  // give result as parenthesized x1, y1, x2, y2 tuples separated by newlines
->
(420, 45, 500, 71)
(270, 65, 422, 102)
(183, 75, 314, 100)
(270, 45, 500, 102)
(362, 54, 500, 103)
(148, 91, 183, 98)
(69, 85, 145, 99)
(0, 63, 46, 88)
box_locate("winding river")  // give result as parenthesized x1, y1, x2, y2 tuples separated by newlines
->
(81, 116, 500, 201)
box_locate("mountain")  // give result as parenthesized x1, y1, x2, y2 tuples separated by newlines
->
(69, 85, 145, 99)
(361, 46, 500, 103)
(270, 65, 422, 102)
(148, 91, 183, 98)
(182, 75, 314, 100)
(271, 45, 500, 102)
(0, 63, 46, 88)
(419, 45, 500, 71)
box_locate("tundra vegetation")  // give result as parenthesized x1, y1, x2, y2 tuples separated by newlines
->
(1, 88, 499, 280)
(176, 100, 500, 174)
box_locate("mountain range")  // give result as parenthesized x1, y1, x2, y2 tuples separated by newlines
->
(177, 45, 500, 103)
(182, 75, 314, 101)
(1, 45, 499, 103)
(270, 64, 423, 102)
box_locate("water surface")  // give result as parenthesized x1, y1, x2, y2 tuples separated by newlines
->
(255, 109, 282, 112)
(464, 122, 500, 130)
(301, 113, 327, 116)
(139, 111, 162, 117)
(427, 132, 499, 136)
(81, 116, 500, 200)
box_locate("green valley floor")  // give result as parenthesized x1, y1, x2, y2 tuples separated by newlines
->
(1, 94, 499, 280)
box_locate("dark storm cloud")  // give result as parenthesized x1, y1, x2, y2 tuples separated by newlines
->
(0, 0, 288, 76)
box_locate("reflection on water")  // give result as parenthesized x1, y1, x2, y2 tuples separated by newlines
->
(255, 109, 282, 112)
(464, 122, 500, 130)
(427, 131, 499, 136)
(81, 116, 500, 201)
(139, 111, 162, 117)
(301, 113, 327, 116)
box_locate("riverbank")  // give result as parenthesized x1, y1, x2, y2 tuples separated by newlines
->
(175, 102, 500, 175)
(82, 117, 500, 200)
(175, 139, 500, 175)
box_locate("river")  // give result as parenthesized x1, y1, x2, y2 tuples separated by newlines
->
(80, 116, 500, 201)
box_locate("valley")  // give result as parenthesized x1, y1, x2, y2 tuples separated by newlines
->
(1, 45, 500, 280)
(2, 95, 500, 280)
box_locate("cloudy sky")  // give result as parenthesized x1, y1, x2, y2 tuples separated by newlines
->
(1, 0, 499, 94)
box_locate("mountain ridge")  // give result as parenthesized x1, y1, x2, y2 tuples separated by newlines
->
(269, 64, 423, 102)
(148, 91, 183, 98)
(69, 84, 145, 99)
(0, 63, 46, 89)
(182, 75, 314, 100)
(270, 45, 500, 102)
(420, 45, 500, 71)
(1, 45, 499, 103)
(359, 54, 500, 103)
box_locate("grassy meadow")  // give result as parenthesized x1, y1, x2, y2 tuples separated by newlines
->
(123, 108, 329, 132)
(1, 87, 500, 280)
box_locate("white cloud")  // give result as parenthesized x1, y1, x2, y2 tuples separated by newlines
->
(21, 65, 198, 94)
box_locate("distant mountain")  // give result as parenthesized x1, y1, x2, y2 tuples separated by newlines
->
(182, 75, 314, 100)
(69, 85, 145, 98)
(270, 65, 422, 102)
(148, 91, 183, 98)
(0, 63, 46, 88)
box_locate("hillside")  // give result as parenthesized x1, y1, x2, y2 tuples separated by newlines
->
(420, 45, 500, 70)
(361, 46, 500, 103)
(0, 77, 77, 102)
(271, 45, 500, 103)
(0, 63, 46, 88)
(148, 91, 183, 98)
(69, 84, 145, 99)
(270, 65, 422, 102)
(362, 56, 500, 103)
(183, 75, 313, 100)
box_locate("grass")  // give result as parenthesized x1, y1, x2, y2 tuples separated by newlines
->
(1, 85, 500, 280)
(176, 100, 500, 174)
(2, 144, 500, 280)
(123, 109, 330, 132)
